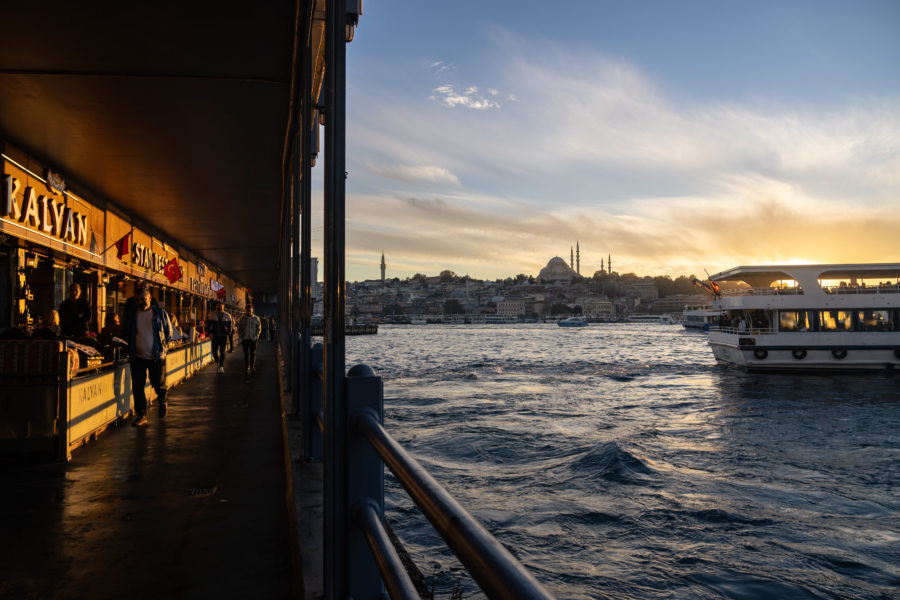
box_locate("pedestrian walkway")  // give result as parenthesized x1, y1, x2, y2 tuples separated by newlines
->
(0, 340, 297, 599)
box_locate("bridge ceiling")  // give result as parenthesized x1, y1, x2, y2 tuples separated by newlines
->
(0, 2, 321, 295)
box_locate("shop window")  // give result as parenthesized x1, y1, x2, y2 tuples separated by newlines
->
(779, 310, 812, 332)
(856, 309, 892, 332)
(0, 248, 11, 330)
(819, 310, 853, 332)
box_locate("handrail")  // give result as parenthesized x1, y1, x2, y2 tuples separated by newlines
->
(356, 501, 420, 600)
(353, 410, 555, 600)
(316, 410, 325, 433)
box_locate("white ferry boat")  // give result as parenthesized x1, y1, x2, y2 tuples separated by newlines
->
(627, 313, 678, 324)
(707, 263, 900, 371)
(683, 307, 725, 331)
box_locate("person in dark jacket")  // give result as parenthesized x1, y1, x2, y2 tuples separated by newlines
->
(122, 285, 173, 427)
(59, 283, 91, 337)
(207, 300, 233, 373)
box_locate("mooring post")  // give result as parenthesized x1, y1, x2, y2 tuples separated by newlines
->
(346, 363, 385, 600)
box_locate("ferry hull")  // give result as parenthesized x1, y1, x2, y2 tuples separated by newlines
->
(709, 334, 900, 372)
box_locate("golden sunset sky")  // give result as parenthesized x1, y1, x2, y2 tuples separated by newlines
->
(311, 1, 900, 281)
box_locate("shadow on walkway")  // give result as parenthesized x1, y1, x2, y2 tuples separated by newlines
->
(0, 340, 296, 599)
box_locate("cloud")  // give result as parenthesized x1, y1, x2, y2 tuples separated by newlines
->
(366, 163, 461, 186)
(430, 84, 501, 110)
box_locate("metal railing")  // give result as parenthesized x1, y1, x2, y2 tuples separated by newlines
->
(304, 348, 555, 599)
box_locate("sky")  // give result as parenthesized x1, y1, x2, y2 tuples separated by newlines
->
(308, 0, 900, 282)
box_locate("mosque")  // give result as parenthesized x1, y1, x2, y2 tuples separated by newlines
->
(537, 243, 612, 282)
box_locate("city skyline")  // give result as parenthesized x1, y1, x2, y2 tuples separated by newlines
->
(308, 0, 900, 282)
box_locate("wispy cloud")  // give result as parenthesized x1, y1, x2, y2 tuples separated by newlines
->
(366, 163, 461, 186)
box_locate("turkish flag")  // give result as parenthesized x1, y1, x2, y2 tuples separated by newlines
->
(216, 286, 226, 300)
(114, 232, 131, 259)
(163, 258, 181, 284)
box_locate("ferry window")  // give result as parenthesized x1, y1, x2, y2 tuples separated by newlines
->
(779, 310, 812, 331)
(856, 310, 892, 332)
(819, 310, 853, 331)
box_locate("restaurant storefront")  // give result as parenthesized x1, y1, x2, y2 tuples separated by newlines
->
(0, 142, 252, 458)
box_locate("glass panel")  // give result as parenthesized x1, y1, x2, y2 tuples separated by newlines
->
(819, 310, 853, 331)
(857, 310, 892, 332)
(779, 311, 812, 331)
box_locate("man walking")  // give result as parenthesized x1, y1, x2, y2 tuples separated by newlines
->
(207, 300, 233, 373)
(237, 306, 261, 375)
(123, 285, 173, 427)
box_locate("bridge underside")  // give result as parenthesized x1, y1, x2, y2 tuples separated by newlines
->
(0, 2, 325, 295)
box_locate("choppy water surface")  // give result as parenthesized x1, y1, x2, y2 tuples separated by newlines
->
(346, 324, 900, 599)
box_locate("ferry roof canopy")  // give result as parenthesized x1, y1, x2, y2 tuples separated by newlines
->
(711, 263, 900, 288)
(0, 3, 325, 295)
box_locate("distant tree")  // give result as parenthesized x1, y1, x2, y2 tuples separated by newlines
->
(573, 305, 583, 315)
(411, 273, 427, 284)
(443, 298, 463, 314)
(384, 302, 404, 315)
(550, 302, 570, 315)
(439, 270, 457, 283)
(349, 305, 360, 318)
(514, 273, 528, 284)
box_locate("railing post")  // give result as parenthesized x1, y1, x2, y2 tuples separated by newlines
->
(345, 363, 385, 600)
(306, 342, 324, 462)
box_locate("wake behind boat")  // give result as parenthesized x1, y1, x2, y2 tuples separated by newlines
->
(707, 263, 900, 371)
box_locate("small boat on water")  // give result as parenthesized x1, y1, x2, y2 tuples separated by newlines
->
(683, 307, 725, 331)
(626, 313, 678, 324)
(557, 317, 589, 327)
(706, 263, 900, 371)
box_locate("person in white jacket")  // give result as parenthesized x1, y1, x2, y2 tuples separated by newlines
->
(237, 306, 262, 374)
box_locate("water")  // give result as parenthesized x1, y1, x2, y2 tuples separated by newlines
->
(346, 324, 900, 600)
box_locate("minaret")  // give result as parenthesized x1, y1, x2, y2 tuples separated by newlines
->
(570, 246, 574, 270)
(601, 257, 605, 272)
(576, 241, 580, 275)
(380, 252, 386, 282)
(608, 253, 612, 274)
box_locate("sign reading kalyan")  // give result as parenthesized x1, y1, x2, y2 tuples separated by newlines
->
(1, 159, 90, 247)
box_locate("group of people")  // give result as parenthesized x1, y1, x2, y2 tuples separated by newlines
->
(125, 288, 271, 427)
(1, 281, 275, 428)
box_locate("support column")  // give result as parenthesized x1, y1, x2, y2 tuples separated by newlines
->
(323, 0, 348, 596)
(299, 0, 314, 459)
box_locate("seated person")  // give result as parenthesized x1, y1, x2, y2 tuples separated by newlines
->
(99, 313, 122, 339)
(32, 310, 62, 339)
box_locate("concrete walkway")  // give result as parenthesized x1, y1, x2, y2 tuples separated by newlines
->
(0, 340, 298, 599)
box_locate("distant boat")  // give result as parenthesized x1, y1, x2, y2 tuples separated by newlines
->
(557, 317, 589, 327)
(626, 313, 671, 323)
(682, 307, 724, 331)
(409, 317, 427, 325)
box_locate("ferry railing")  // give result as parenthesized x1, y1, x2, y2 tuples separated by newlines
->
(709, 326, 777, 335)
(303, 354, 555, 599)
(719, 287, 803, 297)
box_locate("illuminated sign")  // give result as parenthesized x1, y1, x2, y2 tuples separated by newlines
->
(190, 278, 212, 296)
(131, 242, 182, 282)
(2, 174, 89, 246)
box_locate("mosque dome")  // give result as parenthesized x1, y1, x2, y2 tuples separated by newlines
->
(538, 257, 577, 282)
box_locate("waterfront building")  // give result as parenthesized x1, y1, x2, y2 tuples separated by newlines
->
(497, 298, 526, 320)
